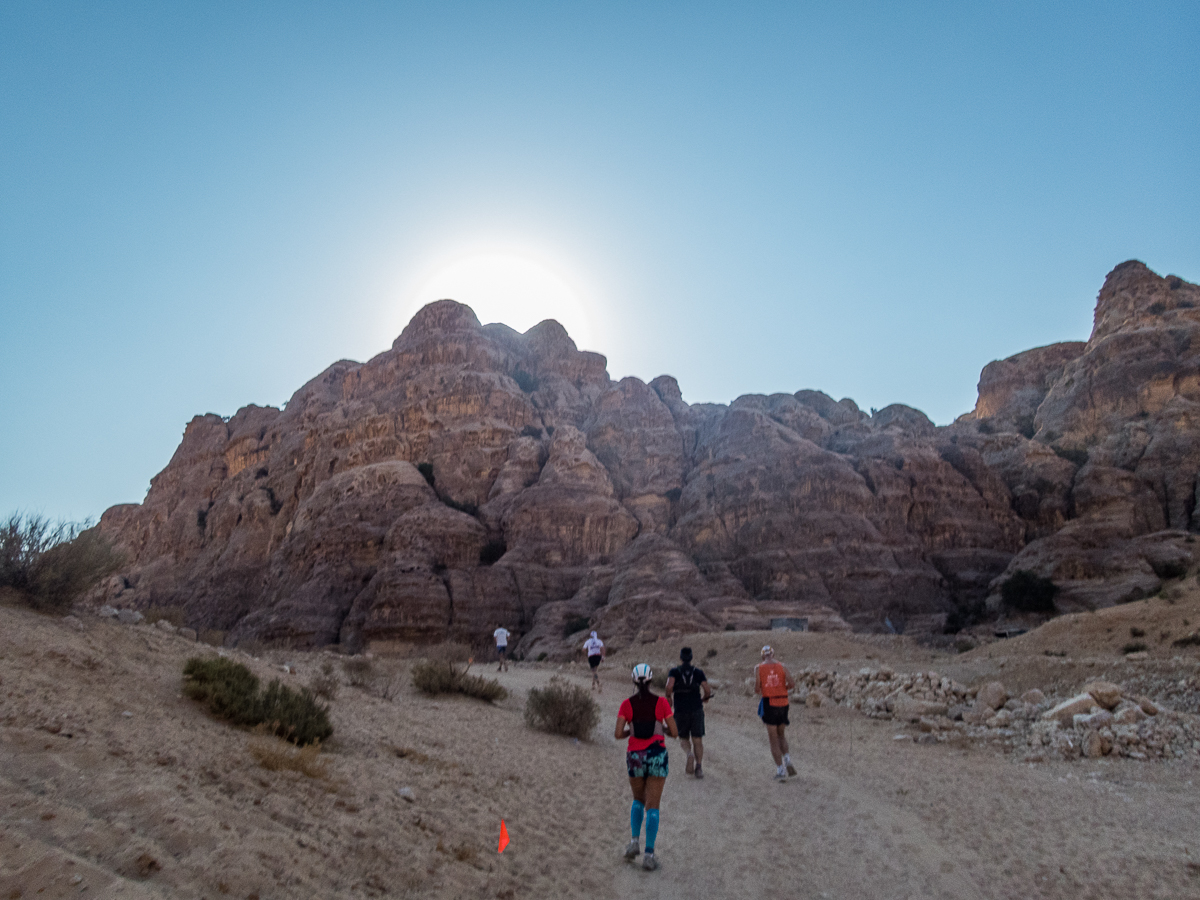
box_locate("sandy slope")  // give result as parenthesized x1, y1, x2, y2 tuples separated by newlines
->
(2, 601, 1199, 899)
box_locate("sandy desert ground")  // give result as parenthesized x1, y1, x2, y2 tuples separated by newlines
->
(3, 592, 1200, 900)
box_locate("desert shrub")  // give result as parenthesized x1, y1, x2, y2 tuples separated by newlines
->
(144, 606, 186, 628)
(1130, 626, 1146, 638)
(1150, 559, 1188, 580)
(706, 648, 718, 658)
(562, 614, 590, 637)
(524, 677, 600, 738)
(183, 656, 333, 744)
(259, 680, 333, 745)
(520, 424, 543, 439)
(1000, 570, 1058, 613)
(309, 660, 339, 700)
(182, 657, 263, 726)
(199, 629, 226, 647)
(411, 660, 507, 702)
(1148, 301, 1166, 315)
(248, 726, 330, 778)
(0, 514, 122, 613)
(1122, 642, 1148, 654)
(480, 539, 507, 565)
(665, 487, 682, 503)
(1172, 633, 1200, 648)
(342, 656, 374, 688)
(512, 369, 538, 393)
(536, 652, 548, 661)
(417, 462, 435, 488)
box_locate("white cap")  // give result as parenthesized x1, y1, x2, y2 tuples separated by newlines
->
(761, 645, 774, 658)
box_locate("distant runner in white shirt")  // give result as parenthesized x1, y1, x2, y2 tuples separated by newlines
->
(493, 625, 511, 672)
(583, 631, 605, 692)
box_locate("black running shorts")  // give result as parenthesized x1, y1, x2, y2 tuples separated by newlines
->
(762, 702, 790, 726)
(588, 654, 602, 669)
(674, 707, 705, 739)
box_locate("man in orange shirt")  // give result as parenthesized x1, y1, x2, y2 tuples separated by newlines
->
(753, 645, 797, 781)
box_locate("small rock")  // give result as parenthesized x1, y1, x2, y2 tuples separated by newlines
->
(62, 615, 85, 631)
(121, 710, 132, 717)
(1114, 703, 1147, 725)
(71, 875, 82, 885)
(1043, 693, 1098, 726)
(116, 609, 144, 625)
(179, 627, 197, 641)
(1137, 696, 1159, 716)
(397, 787, 416, 802)
(962, 705, 991, 726)
(155, 619, 176, 633)
(1081, 729, 1108, 759)
(1074, 710, 1114, 730)
(976, 681, 1008, 711)
(98, 605, 118, 618)
(889, 694, 948, 722)
(1124, 651, 1149, 661)
(947, 704, 967, 721)
(986, 709, 1014, 728)
(1084, 680, 1123, 710)
(892, 734, 911, 741)
(806, 691, 825, 708)
(1020, 689, 1046, 706)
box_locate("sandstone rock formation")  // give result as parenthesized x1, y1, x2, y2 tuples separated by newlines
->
(91, 263, 1200, 655)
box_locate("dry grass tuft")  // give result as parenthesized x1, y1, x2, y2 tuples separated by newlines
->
(249, 727, 330, 779)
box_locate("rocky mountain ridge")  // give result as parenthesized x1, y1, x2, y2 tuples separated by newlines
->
(93, 261, 1200, 657)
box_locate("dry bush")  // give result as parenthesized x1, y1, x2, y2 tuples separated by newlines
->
(0, 513, 122, 612)
(524, 677, 600, 739)
(183, 656, 333, 744)
(342, 656, 374, 687)
(199, 629, 226, 647)
(309, 660, 339, 700)
(248, 727, 330, 779)
(412, 659, 507, 702)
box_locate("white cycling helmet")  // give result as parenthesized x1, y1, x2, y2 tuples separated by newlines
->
(631, 663, 653, 683)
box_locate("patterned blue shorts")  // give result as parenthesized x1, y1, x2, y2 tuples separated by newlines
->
(626, 743, 669, 778)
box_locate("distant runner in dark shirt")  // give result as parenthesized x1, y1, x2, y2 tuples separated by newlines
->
(665, 647, 711, 779)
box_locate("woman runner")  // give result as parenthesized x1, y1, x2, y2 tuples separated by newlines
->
(615, 663, 678, 871)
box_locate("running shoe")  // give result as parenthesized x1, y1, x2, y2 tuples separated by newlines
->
(685, 753, 695, 775)
(623, 839, 640, 860)
(774, 768, 788, 781)
(642, 853, 659, 871)
(694, 764, 704, 779)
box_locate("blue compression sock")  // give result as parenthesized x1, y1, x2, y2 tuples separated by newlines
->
(630, 801, 645, 839)
(645, 809, 660, 853)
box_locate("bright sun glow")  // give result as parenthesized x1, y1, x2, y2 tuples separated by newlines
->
(404, 251, 595, 348)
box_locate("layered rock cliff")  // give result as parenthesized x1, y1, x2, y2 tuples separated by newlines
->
(93, 262, 1200, 656)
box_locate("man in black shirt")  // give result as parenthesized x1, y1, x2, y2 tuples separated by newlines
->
(665, 647, 712, 778)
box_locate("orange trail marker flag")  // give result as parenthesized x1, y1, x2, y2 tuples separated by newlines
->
(498, 820, 510, 853)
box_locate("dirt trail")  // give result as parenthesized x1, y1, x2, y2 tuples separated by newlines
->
(491, 663, 986, 900)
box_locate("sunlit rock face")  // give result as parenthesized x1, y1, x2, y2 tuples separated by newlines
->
(93, 264, 1200, 655)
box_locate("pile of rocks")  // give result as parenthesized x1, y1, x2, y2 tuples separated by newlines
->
(766, 666, 1200, 762)
(95, 606, 198, 641)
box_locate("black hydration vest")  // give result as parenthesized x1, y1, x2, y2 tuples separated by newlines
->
(629, 692, 659, 739)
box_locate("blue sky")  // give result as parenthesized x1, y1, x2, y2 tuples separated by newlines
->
(2, 2, 1198, 522)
